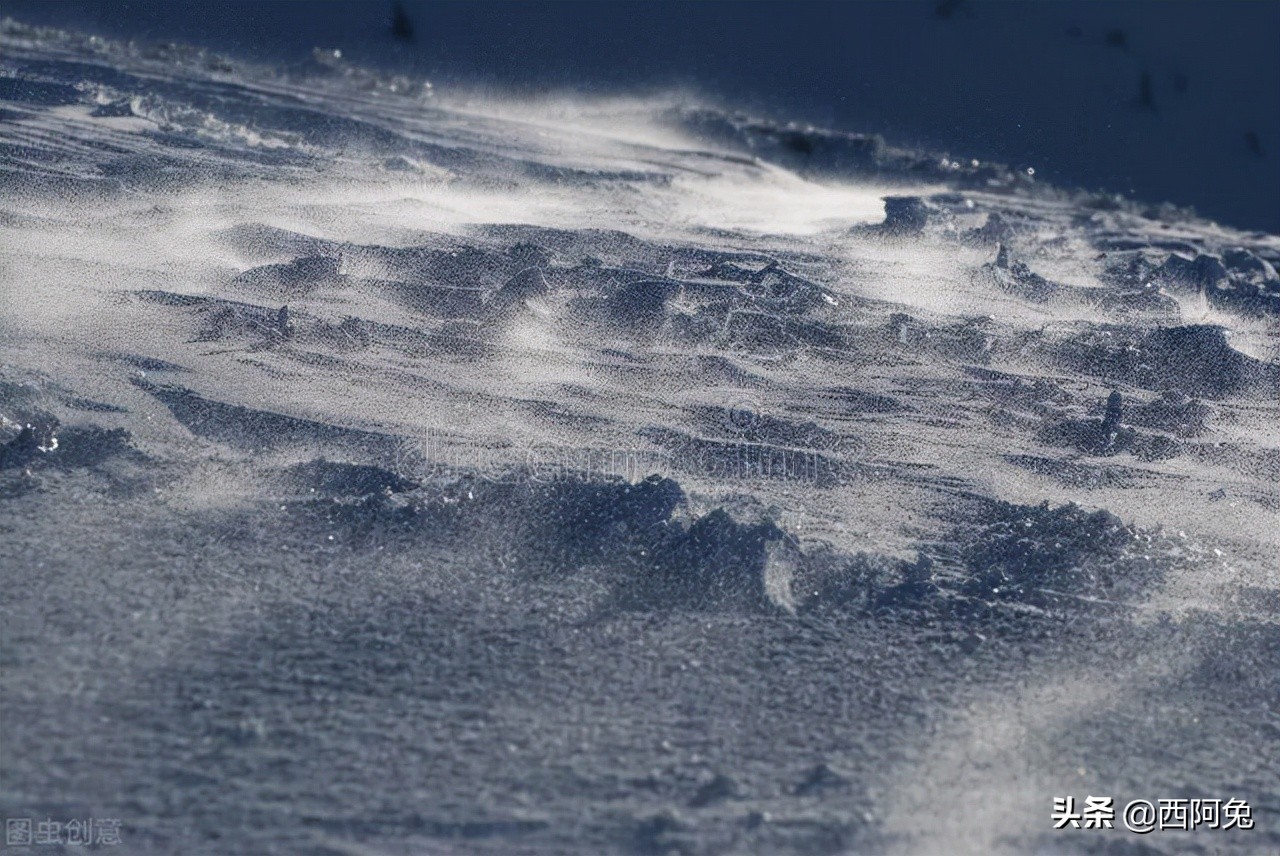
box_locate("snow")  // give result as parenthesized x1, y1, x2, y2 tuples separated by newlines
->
(1, 16, 1278, 856)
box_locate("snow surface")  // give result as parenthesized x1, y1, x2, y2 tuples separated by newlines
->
(1, 17, 1278, 856)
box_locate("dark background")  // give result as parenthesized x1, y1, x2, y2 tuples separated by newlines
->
(6, 0, 1278, 232)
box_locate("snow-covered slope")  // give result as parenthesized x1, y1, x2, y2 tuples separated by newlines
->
(1, 19, 1278, 856)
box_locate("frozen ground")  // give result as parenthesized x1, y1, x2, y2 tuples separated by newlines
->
(1, 18, 1279, 856)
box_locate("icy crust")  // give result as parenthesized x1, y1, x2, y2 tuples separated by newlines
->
(0, 372, 1204, 631)
(3, 373, 1169, 625)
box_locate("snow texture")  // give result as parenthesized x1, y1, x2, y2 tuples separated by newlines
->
(1, 17, 1278, 856)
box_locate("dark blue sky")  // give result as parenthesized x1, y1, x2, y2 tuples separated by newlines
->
(8, 0, 1279, 232)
